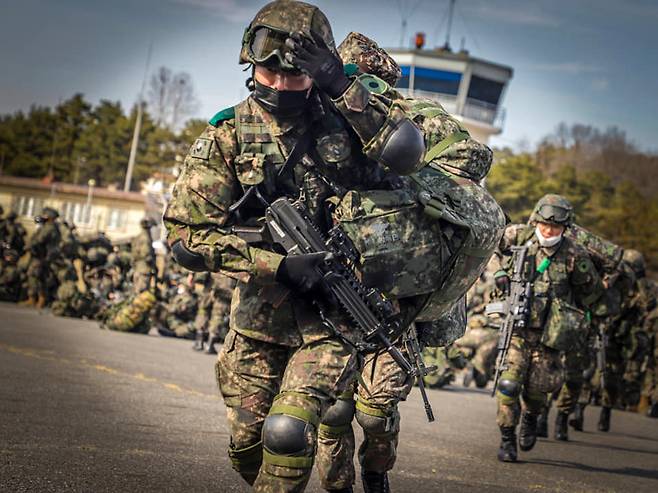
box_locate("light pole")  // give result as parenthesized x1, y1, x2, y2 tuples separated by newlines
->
(86, 179, 95, 225)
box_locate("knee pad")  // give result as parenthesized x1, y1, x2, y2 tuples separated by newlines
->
(319, 397, 355, 438)
(355, 401, 396, 436)
(498, 378, 522, 398)
(261, 398, 319, 469)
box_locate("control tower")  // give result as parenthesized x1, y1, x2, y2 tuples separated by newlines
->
(387, 30, 513, 144)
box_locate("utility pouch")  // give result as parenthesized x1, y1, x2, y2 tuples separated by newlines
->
(331, 188, 446, 299)
(541, 298, 589, 351)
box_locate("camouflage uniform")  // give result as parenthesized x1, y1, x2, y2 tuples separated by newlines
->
(421, 344, 467, 388)
(619, 251, 655, 411)
(165, 8, 502, 491)
(193, 272, 236, 352)
(491, 195, 603, 460)
(0, 212, 27, 256)
(0, 249, 22, 302)
(157, 285, 197, 338)
(548, 225, 627, 433)
(25, 208, 62, 307)
(456, 267, 498, 387)
(131, 219, 156, 293)
(641, 300, 658, 417)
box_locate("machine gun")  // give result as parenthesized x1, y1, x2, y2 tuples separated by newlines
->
(233, 196, 437, 421)
(485, 242, 533, 397)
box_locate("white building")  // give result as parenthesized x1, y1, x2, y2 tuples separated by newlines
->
(388, 47, 513, 144)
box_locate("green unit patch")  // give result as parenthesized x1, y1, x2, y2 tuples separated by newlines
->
(209, 106, 236, 127)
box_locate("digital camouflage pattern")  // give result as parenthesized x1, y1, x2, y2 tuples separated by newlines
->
(165, 13, 505, 489)
(497, 331, 563, 427)
(337, 32, 402, 86)
(102, 290, 156, 333)
(239, 0, 336, 66)
(131, 224, 156, 293)
(493, 217, 603, 429)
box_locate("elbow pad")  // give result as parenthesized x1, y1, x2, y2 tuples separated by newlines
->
(377, 118, 425, 175)
(171, 240, 207, 272)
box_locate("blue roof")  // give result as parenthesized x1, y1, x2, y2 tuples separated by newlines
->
(400, 66, 462, 81)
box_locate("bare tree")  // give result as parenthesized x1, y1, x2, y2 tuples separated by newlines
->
(147, 66, 199, 131)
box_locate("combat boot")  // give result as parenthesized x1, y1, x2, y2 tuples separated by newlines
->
(36, 293, 47, 309)
(20, 296, 37, 307)
(554, 412, 569, 441)
(598, 406, 611, 432)
(568, 404, 584, 431)
(648, 402, 658, 418)
(462, 366, 475, 387)
(536, 408, 549, 438)
(192, 331, 206, 351)
(519, 412, 538, 451)
(362, 470, 390, 493)
(205, 335, 220, 355)
(497, 426, 518, 462)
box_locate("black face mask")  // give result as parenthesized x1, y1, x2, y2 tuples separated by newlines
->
(252, 80, 309, 118)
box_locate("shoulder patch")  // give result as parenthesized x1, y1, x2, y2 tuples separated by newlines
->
(209, 106, 235, 127)
(357, 73, 389, 95)
(189, 138, 212, 160)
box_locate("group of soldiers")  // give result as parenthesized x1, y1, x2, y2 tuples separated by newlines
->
(3, 1, 658, 492)
(0, 204, 235, 354)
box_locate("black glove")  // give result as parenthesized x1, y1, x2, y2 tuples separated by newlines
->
(276, 252, 331, 293)
(285, 32, 351, 98)
(495, 274, 510, 295)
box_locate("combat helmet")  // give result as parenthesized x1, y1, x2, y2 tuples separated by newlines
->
(529, 194, 573, 226)
(239, 0, 336, 71)
(41, 207, 60, 220)
(337, 32, 402, 86)
(623, 249, 646, 278)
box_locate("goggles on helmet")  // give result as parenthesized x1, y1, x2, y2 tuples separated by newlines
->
(536, 204, 570, 224)
(246, 25, 298, 72)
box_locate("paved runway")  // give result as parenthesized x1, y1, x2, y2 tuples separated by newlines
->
(1, 302, 657, 492)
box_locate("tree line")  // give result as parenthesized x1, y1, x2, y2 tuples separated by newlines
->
(0, 67, 204, 190)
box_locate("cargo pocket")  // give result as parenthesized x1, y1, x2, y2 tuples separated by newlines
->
(216, 330, 242, 407)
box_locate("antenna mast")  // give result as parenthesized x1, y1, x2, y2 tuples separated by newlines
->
(444, 0, 456, 51)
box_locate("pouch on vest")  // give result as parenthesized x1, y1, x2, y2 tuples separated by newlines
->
(540, 298, 589, 351)
(330, 188, 447, 299)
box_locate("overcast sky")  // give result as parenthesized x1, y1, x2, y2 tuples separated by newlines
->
(2, 0, 658, 152)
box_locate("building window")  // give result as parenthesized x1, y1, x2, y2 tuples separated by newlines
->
(12, 196, 44, 218)
(467, 75, 504, 105)
(397, 66, 461, 95)
(107, 209, 126, 230)
(62, 201, 91, 226)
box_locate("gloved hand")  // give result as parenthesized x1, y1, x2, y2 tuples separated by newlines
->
(285, 32, 351, 98)
(275, 252, 331, 293)
(495, 274, 510, 295)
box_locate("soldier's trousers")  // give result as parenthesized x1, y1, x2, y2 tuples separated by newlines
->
(641, 334, 658, 404)
(496, 333, 562, 428)
(216, 329, 359, 492)
(354, 345, 414, 473)
(555, 346, 590, 414)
